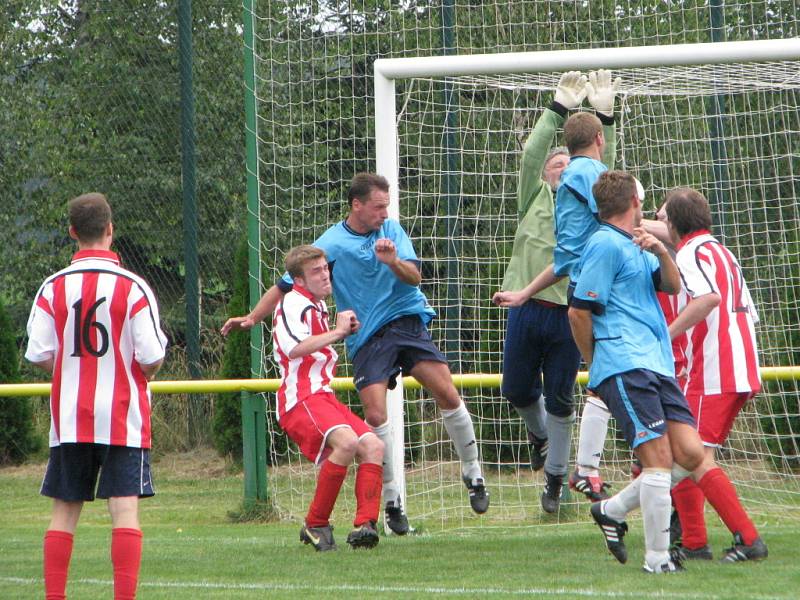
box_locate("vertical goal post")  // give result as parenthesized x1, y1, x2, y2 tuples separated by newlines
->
(373, 38, 800, 515)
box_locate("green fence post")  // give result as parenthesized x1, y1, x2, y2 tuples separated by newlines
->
(241, 391, 267, 506)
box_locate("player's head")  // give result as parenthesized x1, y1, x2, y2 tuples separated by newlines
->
(285, 245, 331, 300)
(68, 193, 113, 246)
(347, 172, 391, 232)
(593, 170, 642, 223)
(564, 112, 604, 156)
(544, 147, 569, 191)
(664, 187, 712, 239)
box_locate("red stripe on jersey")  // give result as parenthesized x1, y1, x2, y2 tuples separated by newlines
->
(36, 294, 54, 317)
(76, 273, 100, 443)
(51, 277, 68, 442)
(311, 306, 336, 386)
(294, 309, 315, 401)
(129, 296, 148, 318)
(133, 360, 152, 448)
(110, 277, 133, 445)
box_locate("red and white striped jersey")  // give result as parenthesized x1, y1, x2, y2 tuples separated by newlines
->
(25, 250, 167, 448)
(657, 287, 690, 379)
(675, 231, 760, 396)
(272, 286, 337, 419)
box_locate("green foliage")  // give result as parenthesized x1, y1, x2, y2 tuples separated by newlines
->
(0, 298, 40, 464)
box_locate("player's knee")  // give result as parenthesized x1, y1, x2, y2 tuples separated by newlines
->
(331, 430, 359, 459)
(358, 433, 384, 463)
(502, 386, 541, 410)
(544, 393, 575, 418)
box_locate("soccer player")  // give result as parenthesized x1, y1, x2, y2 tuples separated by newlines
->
(569, 171, 766, 573)
(663, 188, 766, 562)
(273, 245, 384, 551)
(222, 173, 488, 534)
(25, 193, 167, 600)
(493, 69, 620, 512)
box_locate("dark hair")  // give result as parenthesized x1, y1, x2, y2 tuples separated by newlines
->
(593, 171, 637, 220)
(348, 172, 390, 206)
(664, 187, 712, 238)
(284, 245, 327, 279)
(564, 112, 602, 155)
(68, 193, 112, 242)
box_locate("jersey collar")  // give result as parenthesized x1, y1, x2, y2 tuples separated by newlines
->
(342, 219, 373, 237)
(676, 229, 711, 251)
(292, 284, 320, 304)
(71, 249, 120, 264)
(601, 221, 633, 239)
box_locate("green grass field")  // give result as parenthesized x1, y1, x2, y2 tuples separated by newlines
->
(1, 450, 797, 600)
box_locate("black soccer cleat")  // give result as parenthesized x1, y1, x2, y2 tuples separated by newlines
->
(590, 501, 629, 564)
(720, 533, 768, 563)
(568, 469, 611, 502)
(463, 476, 490, 514)
(642, 557, 686, 574)
(540, 471, 563, 514)
(300, 524, 337, 552)
(528, 431, 548, 472)
(384, 499, 410, 535)
(346, 521, 380, 549)
(671, 543, 713, 561)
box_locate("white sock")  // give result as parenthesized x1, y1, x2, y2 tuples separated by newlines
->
(371, 420, 398, 503)
(604, 477, 642, 522)
(640, 469, 672, 569)
(671, 463, 691, 489)
(515, 397, 547, 440)
(544, 412, 574, 476)
(441, 403, 481, 482)
(576, 398, 610, 477)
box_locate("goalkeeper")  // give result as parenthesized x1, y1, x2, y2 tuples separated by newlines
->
(492, 70, 619, 513)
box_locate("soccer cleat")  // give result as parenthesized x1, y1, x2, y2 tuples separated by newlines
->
(590, 501, 629, 564)
(300, 524, 337, 552)
(463, 476, 490, 514)
(671, 544, 713, 561)
(346, 521, 380, 549)
(528, 431, 548, 472)
(720, 533, 768, 563)
(384, 499, 410, 535)
(642, 558, 686, 574)
(568, 469, 611, 502)
(540, 471, 563, 514)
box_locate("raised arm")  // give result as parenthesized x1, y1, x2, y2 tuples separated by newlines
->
(375, 238, 421, 286)
(288, 310, 360, 359)
(586, 69, 621, 169)
(633, 227, 681, 294)
(221, 284, 285, 336)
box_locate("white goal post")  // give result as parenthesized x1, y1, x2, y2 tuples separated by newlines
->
(373, 38, 800, 515)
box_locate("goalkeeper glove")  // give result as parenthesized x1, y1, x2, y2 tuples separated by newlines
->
(586, 69, 622, 117)
(553, 71, 587, 110)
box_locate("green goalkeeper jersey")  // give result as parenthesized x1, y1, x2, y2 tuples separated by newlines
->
(501, 107, 616, 305)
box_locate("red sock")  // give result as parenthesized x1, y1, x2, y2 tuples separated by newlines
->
(305, 461, 348, 527)
(43, 530, 74, 600)
(111, 528, 143, 600)
(671, 477, 707, 549)
(697, 467, 759, 545)
(354, 463, 383, 526)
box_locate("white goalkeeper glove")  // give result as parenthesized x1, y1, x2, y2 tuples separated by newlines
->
(586, 69, 622, 117)
(553, 71, 587, 110)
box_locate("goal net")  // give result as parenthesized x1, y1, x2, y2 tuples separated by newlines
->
(249, 38, 800, 529)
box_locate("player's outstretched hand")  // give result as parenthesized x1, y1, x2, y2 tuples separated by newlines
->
(554, 71, 588, 110)
(221, 315, 255, 336)
(586, 69, 622, 117)
(375, 238, 398, 265)
(335, 310, 360, 337)
(491, 290, 527, 308)
(633, 227, 668, 257)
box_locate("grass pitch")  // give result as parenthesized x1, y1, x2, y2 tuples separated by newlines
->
(1, 450, 797, 600)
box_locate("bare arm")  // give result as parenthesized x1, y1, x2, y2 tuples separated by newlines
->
(633, 227, 681, 294)
(640, 218, 672, 246)
(139, 359, 164, 380)
(669, 293, 720, 341)
(375, 239, 422, 286)
(31, 357, 54, 375)
(568, 307, 594, 367)
(221, 284, 285, 336)
(492, 264, 564, 307)
(288, 310, 360, 359)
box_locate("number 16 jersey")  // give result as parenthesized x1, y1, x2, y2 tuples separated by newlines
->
(26, 250, 168, 448)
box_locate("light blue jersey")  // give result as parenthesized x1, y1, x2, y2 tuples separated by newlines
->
(279, 219, 435, 359)
(570, 223, 674, 388)
(553, 156, 607, 279)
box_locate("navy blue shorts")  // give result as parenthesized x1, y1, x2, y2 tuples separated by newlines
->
(594, 370, 696, 449)
(351, 315, 448, 391)
(41, 443, 155, 501)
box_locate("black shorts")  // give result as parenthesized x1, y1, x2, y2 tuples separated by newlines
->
(594, 369, 696, 450)
(351, 315, 448, 391)
(41, 443, 155, 501)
